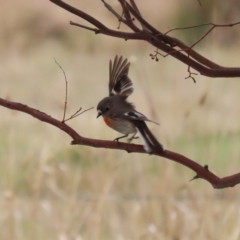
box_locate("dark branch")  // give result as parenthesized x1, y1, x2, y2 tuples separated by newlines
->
(49, 0, 240, 79)
(101, 0, 126, 23)
(0, 96, 240, 189)
(50, 0, 144, 40)
(118, 0, 140, 32)
(39, 0, 240, 189)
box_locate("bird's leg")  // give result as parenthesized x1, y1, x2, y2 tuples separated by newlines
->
(127, 133, 139, 143)
(113, 134, 128, 142)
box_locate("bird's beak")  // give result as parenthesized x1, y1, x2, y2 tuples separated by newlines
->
(97, 111, 102, 118)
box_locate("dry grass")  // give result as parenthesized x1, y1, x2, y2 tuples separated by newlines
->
(1, 0, 240, 239)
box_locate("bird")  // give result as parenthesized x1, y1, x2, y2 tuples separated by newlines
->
(96, 55, 164, 153)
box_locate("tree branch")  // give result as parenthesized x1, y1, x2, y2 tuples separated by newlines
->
(1, 96, 240, 189)
(49, 0, 240, 79)
(54, 58, 68, 122)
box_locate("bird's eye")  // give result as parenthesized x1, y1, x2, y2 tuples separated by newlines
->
(105, 106, 110, 111)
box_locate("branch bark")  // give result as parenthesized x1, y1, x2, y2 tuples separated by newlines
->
(1, 96, 240, 189)
(50, 0, 240, 79)
(2, 1, 239, 189)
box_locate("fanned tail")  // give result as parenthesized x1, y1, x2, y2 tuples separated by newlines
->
(133, 121, 164, 153)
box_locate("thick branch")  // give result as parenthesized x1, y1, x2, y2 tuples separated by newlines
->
(0, 96, 240, 189)
(124, 2, 224, 69)
(50, 0, 143, 40)
(49, 0, 240, 79)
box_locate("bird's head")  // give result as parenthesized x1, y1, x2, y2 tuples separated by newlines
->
(96, 97, 113, 118)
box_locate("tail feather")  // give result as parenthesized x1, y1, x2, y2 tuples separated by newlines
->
(133, 121, 163, 153)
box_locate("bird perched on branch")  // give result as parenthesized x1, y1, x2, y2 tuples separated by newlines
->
(97, 55, 164, 153)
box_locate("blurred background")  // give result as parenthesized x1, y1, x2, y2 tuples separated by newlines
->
(0, 0, 240, 239)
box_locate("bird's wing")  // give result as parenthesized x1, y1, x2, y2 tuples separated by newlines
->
(123, 111, 159, 125)
(109, 55, 134, 97)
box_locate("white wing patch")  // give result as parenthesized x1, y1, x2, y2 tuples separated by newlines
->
(109, 56, 134, 97)
(124, 111, 146, 119)
(137, 129, 151, 152)
(112, 84, 134, 95)
(124, 111, 159, 125)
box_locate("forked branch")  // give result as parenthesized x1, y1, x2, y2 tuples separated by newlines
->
(31, 0, 240, 188)
(1, 96, 240, 189)
(50, 0, 240, 79)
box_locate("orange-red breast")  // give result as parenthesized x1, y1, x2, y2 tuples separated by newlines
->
(97, 55, 163, 153)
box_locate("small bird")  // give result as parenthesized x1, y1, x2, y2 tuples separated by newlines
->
(97, 55, 164, 153)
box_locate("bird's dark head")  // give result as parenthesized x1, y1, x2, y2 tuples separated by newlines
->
(96, 97, 113, 118)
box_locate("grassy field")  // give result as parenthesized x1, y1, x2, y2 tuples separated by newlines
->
(1, 0, 240, 239)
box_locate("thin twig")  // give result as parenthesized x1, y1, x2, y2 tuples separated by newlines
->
(165, 23, 213, 35)
(1, 96, 240, 189)
(183, 25, 218, 82)
(101, 0, 126, 23)
(129, 0, 146, 30)
(50, 0, 240, 78)
(54, 58, 68, 122)
(117, 10, 124, 29)
(64, 107, 94, 122)
(165, 21, 240, 35)
(64, 107, 82, 122)
(118, 0, 140, 32)
(157, 21, 240, 81)
(70, 21, 100, 34)
(73, 107, 94, 118)
(185, 66, 198, 83)
(125, 2, 163, 36)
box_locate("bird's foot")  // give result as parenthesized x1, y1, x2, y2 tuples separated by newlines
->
(127, 136, 139, 143)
